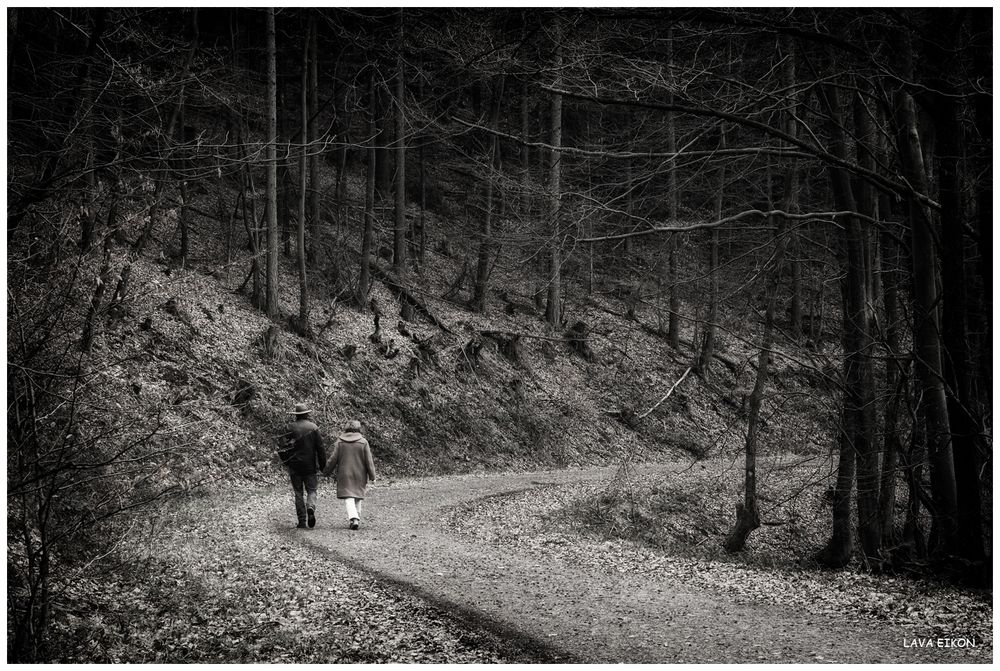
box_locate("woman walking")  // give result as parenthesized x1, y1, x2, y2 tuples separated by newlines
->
(323, 420, 377, 530)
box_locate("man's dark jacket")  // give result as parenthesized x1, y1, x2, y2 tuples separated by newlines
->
(280, 418, 326, 475)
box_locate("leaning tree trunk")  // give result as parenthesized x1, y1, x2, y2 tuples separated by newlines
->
(723, 211, 789, 553)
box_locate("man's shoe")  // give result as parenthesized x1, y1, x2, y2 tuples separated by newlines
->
(349, 518, 359, 530)
(307, 508, 316, 528)
(296, 522, 307, 529)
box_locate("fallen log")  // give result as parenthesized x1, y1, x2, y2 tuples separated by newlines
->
(368, 260, 453, 334)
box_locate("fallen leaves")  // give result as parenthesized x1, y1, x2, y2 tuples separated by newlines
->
(447, 472, 993, 658)
(46, 489, 511, 664)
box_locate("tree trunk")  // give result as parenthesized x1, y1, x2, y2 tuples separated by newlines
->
(697, 124, 723, 374)
(849, 86, 881, 569)
(926, 12, 985, 572)
(878, 230, 905, 545)
(357, 67, 376, 308)
(783, 37, 802, 337)
(178, 97, 189, 268)
(724, 210, 789, 553)
(472, 78, 504, 312)
(279, 82, 291, 258)
(665, 29, 680, 348)
(133, 11, 197, 256)
(375, 73, 393, 204)
(416, 58, 427, 266)
(296, 21, 311, 335)
(264, 7, 279, 317)
(393, 21, 407, 276)
(307, 13, 320, 263)
(969, 14, 992, 404)
(815, 74, 876, 568)
(892, 87, 958, 559)
(545, 22, 563, 327)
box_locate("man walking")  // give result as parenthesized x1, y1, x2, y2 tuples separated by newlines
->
(278, 403, 326, 529)
(323, 420, 377, 530)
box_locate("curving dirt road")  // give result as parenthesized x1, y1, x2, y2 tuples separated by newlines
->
(274, 465, 988, 664)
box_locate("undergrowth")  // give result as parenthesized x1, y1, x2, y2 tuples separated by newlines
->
(554, 455, 833, 568)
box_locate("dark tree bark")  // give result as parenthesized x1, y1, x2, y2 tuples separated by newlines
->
(878, 229, 905, 546)
(816, 74, 878, 568)
(849, 86, 882, 568)
(393, 21, 407, 276)
(724, 210, 789, 553)
(926, 12, 985, 570)
(307, 13, 320, 263)
(178, 96, 189, 267)
(665, 29, 680, 348)
(296, 20, 311, 336)
(697, 124, 724, 375)
(472, 78, 504, 312)
(133, 10, 198, 256)
(10, 9, 107, 231)
(357, 66, 377, 308)
(893, 86, 958, 559)
(264, 7, 279, 317)
(969, 12, 992, 404)
(545, 20, 563, 327)
(375, 70, 393, 204)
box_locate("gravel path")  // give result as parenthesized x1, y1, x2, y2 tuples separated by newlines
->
(277, 464, 989, 664)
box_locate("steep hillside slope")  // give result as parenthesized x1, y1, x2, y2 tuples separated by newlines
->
(58, 170, 839, 492)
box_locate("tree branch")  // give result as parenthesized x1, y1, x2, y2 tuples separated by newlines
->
(576, 209, 876, 242)
(543, 86, 941, 211)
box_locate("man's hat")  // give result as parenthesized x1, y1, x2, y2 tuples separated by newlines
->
(291, 403, 312, 415)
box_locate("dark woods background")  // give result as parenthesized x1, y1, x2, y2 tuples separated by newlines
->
(6, 7, 992, 661)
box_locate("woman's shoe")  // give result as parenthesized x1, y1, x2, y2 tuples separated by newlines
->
(349, 518, 359, 530)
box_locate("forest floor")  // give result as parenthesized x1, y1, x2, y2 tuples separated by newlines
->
(56, 461, 990, 663)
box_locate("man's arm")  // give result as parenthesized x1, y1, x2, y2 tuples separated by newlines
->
(315, 431, 327, 471)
